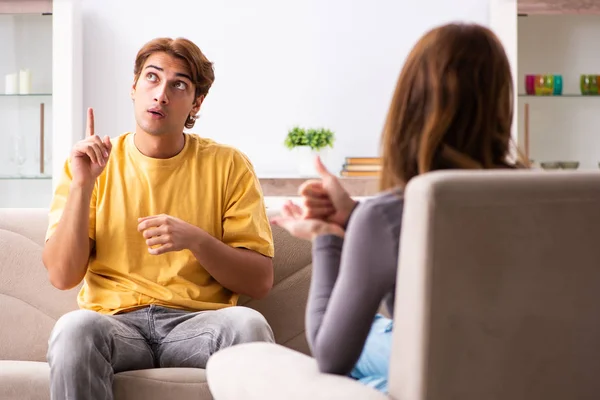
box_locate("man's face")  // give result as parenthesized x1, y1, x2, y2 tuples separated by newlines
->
(131, 52, 202, 136)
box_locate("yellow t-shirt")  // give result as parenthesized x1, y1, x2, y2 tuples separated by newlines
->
(46, 132, 274, 314)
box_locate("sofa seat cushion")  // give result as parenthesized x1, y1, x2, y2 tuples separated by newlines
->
(206, 343, 388, 400)
(113, 368, 211, 399)
(0, 361, 211, 400)
(0, 360, 50, 400)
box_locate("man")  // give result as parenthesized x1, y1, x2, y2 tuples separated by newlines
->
(42, 37, 275, 400)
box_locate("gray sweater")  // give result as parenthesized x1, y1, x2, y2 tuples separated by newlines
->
(306, 189, 404, 375)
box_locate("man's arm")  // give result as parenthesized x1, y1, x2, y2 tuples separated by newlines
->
(189, 232, 273, 299)
(137, 214, 273, 299)
(42, 108, 110, 290)
(42, 184, 95, 290)
(214, 156, 275, 299)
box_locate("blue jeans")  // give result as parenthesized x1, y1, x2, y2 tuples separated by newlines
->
(47, 305, 274, 400)
(350, 313, 393, 393)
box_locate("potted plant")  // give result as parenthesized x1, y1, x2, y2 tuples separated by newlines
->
(284, 126, 309, 149)
(285, 126, 335, 176)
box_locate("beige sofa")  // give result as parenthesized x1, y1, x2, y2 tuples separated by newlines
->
(207, 170, 600, 400)
(0, 208, 313, 400)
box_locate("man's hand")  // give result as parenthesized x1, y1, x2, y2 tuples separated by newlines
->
(298, 156, 357, 228)
(137, 214, 203, 255)
(271, 200, 345, 241)
(70, 108, 112, 188)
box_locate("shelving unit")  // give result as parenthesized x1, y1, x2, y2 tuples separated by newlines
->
(0, 10, 52, 182)
(517, 12, 600, 170)
(488, 1, 600, 169)
(0, 0, 82, 207)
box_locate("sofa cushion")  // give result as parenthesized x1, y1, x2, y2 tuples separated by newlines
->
(0, 208, 48, 246)
(0, 361, 211, 400)
(206, 343, 388, 400)
(113, 368, 211, 399)
(0, 294, 56, 362)
(243, 263, 312, 354)
(0, 361, 50, 400)
(265, 221, 313, 286)
(0, 228, 79, 361)
(239, 219, 313, 354)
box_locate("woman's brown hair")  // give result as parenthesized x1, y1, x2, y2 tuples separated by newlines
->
(380, 23, 521, 190)
(133, 37, 215, 129)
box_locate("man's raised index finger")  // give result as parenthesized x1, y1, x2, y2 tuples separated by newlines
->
(87, 107, 95, 137)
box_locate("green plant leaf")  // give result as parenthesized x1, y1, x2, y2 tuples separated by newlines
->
(285, 126, 335, 150)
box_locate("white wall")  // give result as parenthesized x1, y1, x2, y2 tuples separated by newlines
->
(51, 0, 83, 190)
(80, 0, 490, 177)
(490, 0, 518, 148)
(518, 15, 600, 169)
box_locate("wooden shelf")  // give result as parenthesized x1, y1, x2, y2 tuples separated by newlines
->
(519, 1, 600, 15)
(259, 177, 379, 197)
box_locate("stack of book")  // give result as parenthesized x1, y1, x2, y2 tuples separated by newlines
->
(340, 157, 381, 177)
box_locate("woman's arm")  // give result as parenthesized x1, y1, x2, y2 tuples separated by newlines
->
(306, 201, 400, 375)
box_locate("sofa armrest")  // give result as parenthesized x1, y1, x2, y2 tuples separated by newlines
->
(206, 343, 388, 400)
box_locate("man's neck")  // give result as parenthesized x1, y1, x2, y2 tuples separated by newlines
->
(133, 130, 186, 159)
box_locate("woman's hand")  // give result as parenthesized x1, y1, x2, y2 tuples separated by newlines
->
(270, 200, 345, 241)
(298, 156, 357, 228)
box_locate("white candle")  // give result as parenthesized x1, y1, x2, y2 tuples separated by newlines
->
(5, 73, 18, 95)
(19, 69, 31, 94)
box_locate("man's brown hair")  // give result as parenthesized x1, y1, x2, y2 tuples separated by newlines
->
(380, 23, 520, 190)
(133, 37, 215, 129)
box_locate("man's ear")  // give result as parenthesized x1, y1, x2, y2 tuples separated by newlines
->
(191, 95, 204, 114)
(130, 77, 138, 100)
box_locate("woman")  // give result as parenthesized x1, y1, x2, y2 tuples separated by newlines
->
(271, 22, 523, 394)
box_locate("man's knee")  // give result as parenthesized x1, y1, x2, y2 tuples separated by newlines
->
(48, 310, 109, 362)
(216, 306, 274, 344)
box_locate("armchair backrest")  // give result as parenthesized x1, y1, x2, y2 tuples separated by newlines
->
(390, 170, 600, 400)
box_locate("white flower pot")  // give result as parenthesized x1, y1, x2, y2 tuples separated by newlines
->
(294, 147, 329, 177)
